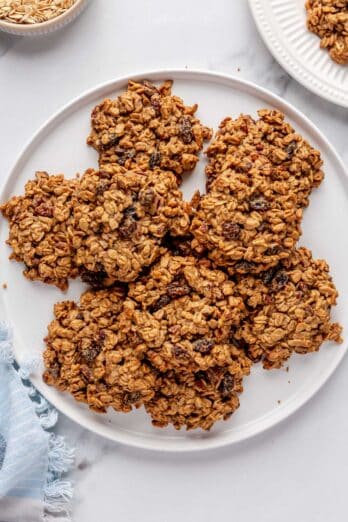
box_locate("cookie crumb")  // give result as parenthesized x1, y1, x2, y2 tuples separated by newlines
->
(2, 283, 7, 289)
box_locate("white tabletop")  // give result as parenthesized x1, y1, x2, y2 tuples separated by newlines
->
(1, 1, 348, 520)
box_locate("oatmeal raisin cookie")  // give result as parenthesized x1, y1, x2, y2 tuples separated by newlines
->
(235, 247, 342, 369)
(128, 253, 247, 372)
(72, 168, 191, 283)
(205, 110, 323, 208)
(191, 167, 303, 273)
(145, 354, 251, 430)
(87, 80, 212, 180)
(306, 0, 348, 64)
(1, 171, 77, 290)
(43, 287, 158, 413)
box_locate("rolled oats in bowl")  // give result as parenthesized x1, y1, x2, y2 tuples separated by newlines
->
(0, 0, 88, 35)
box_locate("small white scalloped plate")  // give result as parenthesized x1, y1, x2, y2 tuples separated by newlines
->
(249, 0, 348, 107)
(0, 70, 347, 452)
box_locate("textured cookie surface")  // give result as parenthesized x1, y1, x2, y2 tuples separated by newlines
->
(87, 79, 212, 180)
(43, 287, 158, 413)
(72, 168, 191, 284)
(1, 171, 77, 290)
(306, 0, 348, 64)
(235, 247, 342, 369)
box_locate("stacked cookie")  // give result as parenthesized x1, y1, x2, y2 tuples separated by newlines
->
(1, 80, 342, 431)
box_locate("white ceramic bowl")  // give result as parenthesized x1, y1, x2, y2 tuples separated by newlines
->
(0, 0, 89, 36)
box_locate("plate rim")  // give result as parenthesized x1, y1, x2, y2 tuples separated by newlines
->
(1, 68, 347, 452)
(248, 0, 348, 108)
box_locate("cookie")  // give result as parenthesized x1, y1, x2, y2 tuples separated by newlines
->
(145, 355, 251, 430)
(191, 167, 303, 273)
(72, 168, 191, 283)
(1, 171, 77, 290)
(205, 110, 323, 208)
(43, 287, 158, 413)
(87, 79, 212, 180)
(306, 0, 348, 64)
(128, 253, 247, 372)
(235, 247, 342, 369)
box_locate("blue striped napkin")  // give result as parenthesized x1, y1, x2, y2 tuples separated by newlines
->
(0, 323, 74, 522)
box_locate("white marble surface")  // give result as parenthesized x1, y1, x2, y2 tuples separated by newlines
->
(1, 1, 348, 520)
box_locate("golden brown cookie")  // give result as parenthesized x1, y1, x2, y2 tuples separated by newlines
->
(205, 110, 323, 208)
(191, 167, 303, 273)
(306, 0, 348, 64)
(1, 171, 77, 290)
(235, 247, 342, 369)
(72, 168, 191, 283)
(43, 287, 158, 413)
(145, 354, 251, 430)
(87, 79, 212, 180)
(128, 253, 247, 373)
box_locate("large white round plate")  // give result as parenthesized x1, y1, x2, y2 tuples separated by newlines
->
(249, 0, 348, 107)
(0, 70, 347, 452)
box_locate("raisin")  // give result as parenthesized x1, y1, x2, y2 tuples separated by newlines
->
(297, 281, 308, 292)
(80, 268, 108, 289)
(249, 195, 270, 211)
(96, 181, 108, 196)
(257, 221, 268, 233)
(193, 339, 214, 354)
(150, 293, 171, 313)
(34, 204, 54, 217)
(286, 141, 298, 158)
(47, 363, 60, 380)
(172, 345, 190, 359)
(117, 149, 135, 166)
(102, 134, 119, 150)
(219, 373, 235, 398)
(261, 266, 279, 286)
(271, 270, 289, 291)
(99, 330, 107, 343)
(76, 312, 84, 320)
(265, 246, 280, 256)
(235, 260, 256, 273)
(140, 187, 156, 208)
(179, 116, 194, 144)
(221, 221, 241, 240)
(149, 151, 161, 169)
(167, 276, 191, 298)
(263, 294, 274, 305)
(229, 336, 247, 351)
(142, 80, 159, 97)
(151, 96, 161, 116)
(123, 391, 141, 405)
(80, 340, 102, 363)
(118, 206, 138, 239)
(245, 348, 263, 363)
(80, 365, 94, 383)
